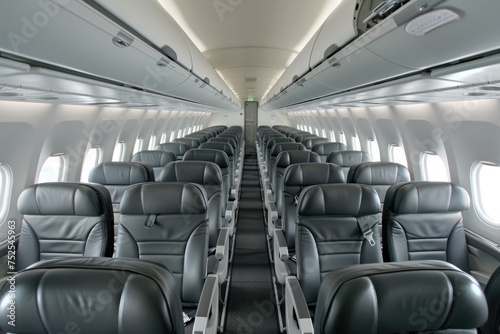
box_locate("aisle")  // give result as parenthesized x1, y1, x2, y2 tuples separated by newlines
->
(224, 154, 279, 333)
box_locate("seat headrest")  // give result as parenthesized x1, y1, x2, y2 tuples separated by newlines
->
(159, 161, 222, 185)
(314, 260, 488, 334)
(347, 162, 410, 185)
(155, 142, 190, 155)
(311, 142, 347, 155)
(173, 138, 201, 148)
(298, 184, 380, 216)
(198, 142, 234, 156)
(327, 150, 371, 167)
(120, 182, 207, 215)
(209, 137, 236, 148)
(270, 143, 307, 156)
(267, 137, 295, 149)
(17, 182, 112, 216)
(276, 151, 321, 168)
(302, 137, 328, 149)
(131, 150, 176, 167)
(88, 162, 154, 185)
(0, 257, 184, 333)
(182, 149, 230, 169)
(295, 134, 317, 143)
(284, 163, 345, 186)
(385, 181, 470, 214)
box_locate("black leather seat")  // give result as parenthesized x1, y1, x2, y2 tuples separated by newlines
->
(267, 143, 307, 188)
(302, 137, 328, 150)
(327, 150, 371, 177)
(209, 137, 238, 158)
(159, 161, 230, 281)
(88, 162, 155, 243)
(0, 257, 185, 333)
(116, 182, 208, 307)
(347, 161, 411, 212)
(295, 183, 382, 304)
(382, 181, 471, 272)
(131, 150, 176, 180)
(15, 182, 114, 271)
(294, 134, 317, 144)
(199, 142, 236, 181)
(482, 265, 500, 334)
(314, 260, 488, 334)
(156, 142, 190, 160)
(265, 137, 295, 166)
(183, 148, 233, 201)
(311, 142, 347, 162)
(185, 133, 208, 144)
(273, 151, 321, 210)
(280, 163, 345, 249)
(173, 137, 201, 149)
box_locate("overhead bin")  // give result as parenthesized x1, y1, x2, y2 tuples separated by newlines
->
(0, 1, 239, 111)
(366, 0, 500, 70)
(308, 0, 360, 69)
(93, 0, 193, 70)
(263, 0, 500, 111)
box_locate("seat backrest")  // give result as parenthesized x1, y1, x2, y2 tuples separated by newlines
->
(218, 133, 240, 147)
(116, 182, 208, 305)
(16, 182, 114, 271)
(199, 142, 235, 174)
(282, 163, 345, 249)
(0, 257, 184, 333)
(294, 134, 316, 143)
(182, 148, 232, 200)
(156, 142, 190, 160)
(209, 137, 237, 151)
(311, 142, 347, 162)
(482, 265, 500, 334)
(347, 162, 410, 211)
(314, 260, 488, 334)
(173, 137, 201, 149)
(159, 161, 225, 249)
(302, 137, 328, 150)
(327, 150, 372, 177)
(273, 151, 321, 212)
(88, 162, 155, 213)
(131, 150, 176, 181)
(296, 183, 382, 304)
(197, 131, 214, 140)
(185, 133, 208, 143)
(382, 181, 470, 273)
(289, 131, 309, 140)
(268, 143, 307, 187)
(266, 137, 295, 165)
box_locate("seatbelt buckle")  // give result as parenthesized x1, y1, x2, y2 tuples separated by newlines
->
(363, 230, 376, 246)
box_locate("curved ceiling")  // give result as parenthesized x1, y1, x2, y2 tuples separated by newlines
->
(157, 0, 342, 102)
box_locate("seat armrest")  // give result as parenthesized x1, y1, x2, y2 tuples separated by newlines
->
(225, 201, 236, 236)
(193, 274, 220, 334)
(215, 227, 230, 284)
(267, 201, 278, 237)
(285, 276, 314, 334)
(274, 229, 289, 261)
(216, 227, 229, 261)
(273, 228, 289, 284)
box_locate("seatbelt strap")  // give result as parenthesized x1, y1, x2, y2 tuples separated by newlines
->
(356, 215, 378, 247)
(144, 214, 157, 228)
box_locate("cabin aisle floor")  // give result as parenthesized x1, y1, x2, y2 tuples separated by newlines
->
(224, 154, 279, 333)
